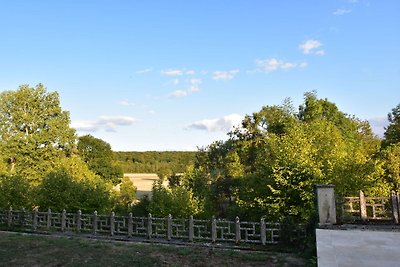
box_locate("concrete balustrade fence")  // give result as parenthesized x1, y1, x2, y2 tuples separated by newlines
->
(0, 208, 293, 246)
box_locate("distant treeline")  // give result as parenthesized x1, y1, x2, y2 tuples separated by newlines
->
(113, 151, 196, 173)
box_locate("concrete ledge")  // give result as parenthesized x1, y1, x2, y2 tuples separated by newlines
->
(317, 228, 400, 267)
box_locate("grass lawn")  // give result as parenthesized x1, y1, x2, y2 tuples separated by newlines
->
(0, 231, 308, 266)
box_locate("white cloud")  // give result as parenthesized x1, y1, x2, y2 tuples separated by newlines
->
(299, 39, 324, 55)
(71, 116, 138, 132)
(120, 100, 135, 106)
(333, 8, 352, 15)
(212, 69, 240, 81)
(255, 58, 307, 73)
(186, 70, 195, 75)
(187, 114, 244, 132)
(135, 68, 152, 74)
(369, 117, 389, 137)
(169, 79, 202, 98)
(161, 69, 184, 76)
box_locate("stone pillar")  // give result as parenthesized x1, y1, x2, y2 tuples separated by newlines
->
(61, 210, 66, 232)
(391, 191, 399, 224)
(188, 216, 194, 242)
(47, 208, 52, 230)
(76, 210, 82, 233)
(315, 184, 337, 225)
(147, 213, 152, 239)
(128, 213, 133, 237)
(211, 216, 217, 243)
(359, 190, 367, 222)
(93, 211, 98, 235)
(110, 212, 115, 236)
(167, 214, 172, 241)
(235, 216, 241, 244)
(260, 218, 266, 245)
(33, 208, 38, 231)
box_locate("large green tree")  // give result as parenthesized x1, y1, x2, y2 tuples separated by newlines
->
(0, 84, 76, 184)
(184, 92, 386, 221)
(77, 135, 123, 184)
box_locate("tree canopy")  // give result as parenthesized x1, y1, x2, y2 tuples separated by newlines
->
(78, 135, 123, 184)
(0, 84, 76, 184)
(383, 103, 400, 147)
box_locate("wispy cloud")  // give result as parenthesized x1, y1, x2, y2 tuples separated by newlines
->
(161, 69, 184, 76)
(255, 58, 307, 73)
(333, 8, 352, 16)
(135, 68, 152, 74)
(71, 116, 138, 132)
(299, 39, 325, 55)
(161, 69, 196, 76)
(212, 69, 240, 81)
(119, 100, 135, 106)
(169, 79, 202, 98)
(187, 114, 244, 132)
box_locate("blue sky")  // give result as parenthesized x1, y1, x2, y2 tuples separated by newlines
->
(1, 1, 399, 151)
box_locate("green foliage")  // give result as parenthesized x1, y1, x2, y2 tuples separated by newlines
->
(383, 103, 400, 147)
(0, 175, 32, 209)
(36, 165, 112, 213)
(78, 135, 123, 184)
(111, 177, 137, 214)
(0, 84, 76, 185)
(149, 181, 200, 218)
(114, 151, 196, 174)
(185, 92, 387, 222)
(380, 143, 400, 190)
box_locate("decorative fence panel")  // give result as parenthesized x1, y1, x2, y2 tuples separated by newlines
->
(337, 190, 399, 224)
(0, 208, 298, 246)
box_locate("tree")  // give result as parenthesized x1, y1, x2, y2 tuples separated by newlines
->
(383, 103, 400, 147)
(36, 158, 112, 213)
(77, 135, 123, 184)
(0, 84, 76, 185)
(0, 174, 32, 209)
(149, 181, 200, 218)
(111, 177, 137, 214)
(186, 92, 385, 221)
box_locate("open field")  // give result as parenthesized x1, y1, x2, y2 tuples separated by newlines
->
(124, 173, 168, 199)
(0, 231, 307, 266)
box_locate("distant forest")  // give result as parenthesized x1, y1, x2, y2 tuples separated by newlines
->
(113, 151, 196, 173)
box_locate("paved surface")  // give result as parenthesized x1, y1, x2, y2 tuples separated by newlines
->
(316, 228, 400, 267)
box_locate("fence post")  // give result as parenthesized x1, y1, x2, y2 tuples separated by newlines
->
(33, 207, 38, 231)
(188, 215, 194, 242)
(315, 185, 337, 225)
(391, 191, 399, 224)
(19, 208, 25, 227)
(47, 208, 52, 230)
(167, 214, 172, 241)
(76, 210, 82, 233)
(211, 216, 217, 243)
(7, 207, 13, 227)
(61, 210, 66, 232)
(235, 216, 241, 244)
(128, 213, 133, 237)
(93, 211, 98, 235)
(359, 190, 367, 222)
(147, 213, 152, 239)
(260, 218, 266, 245)
(110, 212, 115, 236)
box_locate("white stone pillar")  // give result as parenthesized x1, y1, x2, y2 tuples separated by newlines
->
(315, 184, 336, 225)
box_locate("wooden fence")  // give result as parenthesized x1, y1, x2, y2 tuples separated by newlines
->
(337, 190, 400, 223)
(0, 208, 299, 246)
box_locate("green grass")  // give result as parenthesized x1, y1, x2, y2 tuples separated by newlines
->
(0, 231, 307, 266)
